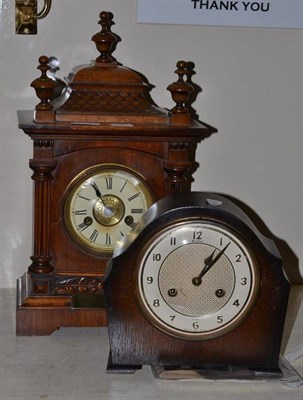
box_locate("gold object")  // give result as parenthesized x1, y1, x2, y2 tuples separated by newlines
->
(63, 164, 155, 256)
(15, 0, 52, 35)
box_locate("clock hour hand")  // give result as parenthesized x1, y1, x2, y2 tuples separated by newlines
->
(192, 242, 231, 286)
(90, 181, 114, 217)
(200, 243, 230, 278)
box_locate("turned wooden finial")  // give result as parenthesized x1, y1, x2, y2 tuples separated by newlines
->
(91, 11, 120, 63)
(167, 61, 194, 117)
(31, 55, 57, 111)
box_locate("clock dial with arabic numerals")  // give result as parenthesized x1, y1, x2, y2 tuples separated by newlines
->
(138, 221, 260, 340)
(64, 164, 154, 255)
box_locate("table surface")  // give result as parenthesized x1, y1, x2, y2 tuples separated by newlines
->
(0, 286, 302, 400)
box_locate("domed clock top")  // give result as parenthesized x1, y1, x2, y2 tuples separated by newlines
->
(28, 11, 208, 128)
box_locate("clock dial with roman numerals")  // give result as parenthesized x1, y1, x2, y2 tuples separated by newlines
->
(64, 164, 154, 255)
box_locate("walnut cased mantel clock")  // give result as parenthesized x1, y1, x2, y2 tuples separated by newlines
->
(16, 11, 216, 335)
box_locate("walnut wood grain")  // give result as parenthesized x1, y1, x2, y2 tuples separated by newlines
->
(16, 10, 216, 335)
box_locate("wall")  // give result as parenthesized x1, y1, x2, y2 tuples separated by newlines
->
(0, 0, 302, 288)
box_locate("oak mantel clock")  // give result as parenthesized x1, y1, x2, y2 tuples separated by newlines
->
(16, 11, 216, 335)
(104, 192, 290, 374)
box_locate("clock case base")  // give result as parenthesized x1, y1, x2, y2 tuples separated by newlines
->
(150, 364, 283, 380)
(16, 272, 107, 336)
(106, 352, 283, 377)
(107, 361, 282, 379)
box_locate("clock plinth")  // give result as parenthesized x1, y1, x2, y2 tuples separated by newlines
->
(16, 272, 107, 336)
(16, 11, 216, 335)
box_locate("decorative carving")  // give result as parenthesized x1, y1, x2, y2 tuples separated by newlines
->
(34, 139, 54, 148)
(169, 142, 189, 150)
(60, 90, 153, 113)
(33, 279, 49, 295)
(47, 12, 173, 125)
(31, 55, 57, 111)
(54, 276, 104, 295)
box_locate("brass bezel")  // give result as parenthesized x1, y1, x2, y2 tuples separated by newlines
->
(63, 163, 155, 257)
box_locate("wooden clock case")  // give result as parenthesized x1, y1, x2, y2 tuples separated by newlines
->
(104, 192, 290, 373)
(16, 11, 216, 335)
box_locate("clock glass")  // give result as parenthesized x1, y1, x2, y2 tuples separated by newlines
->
(64, 164, 154, 255)
(138, 221, 260, 340)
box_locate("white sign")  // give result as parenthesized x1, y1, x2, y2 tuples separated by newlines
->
(137, 0, 303, 29)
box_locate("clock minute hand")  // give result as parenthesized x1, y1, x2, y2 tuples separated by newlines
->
(90, 181, 102, 198)
(199, 242, 231, 278)
(192, 242, 231, 286)
(90, 181, 115, 218)
(90, 181, 108, 207)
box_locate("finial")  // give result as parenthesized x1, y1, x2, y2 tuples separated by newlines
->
(167, 61, 194, 116)
(91, 11, 120, 63)
(31, 55, 57, 111)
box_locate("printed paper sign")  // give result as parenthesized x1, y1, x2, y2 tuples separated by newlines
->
(137, 0, 303, 29)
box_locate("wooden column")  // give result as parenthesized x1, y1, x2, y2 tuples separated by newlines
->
(164, 142, 192, 194)
(28, 159, 57, 275)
